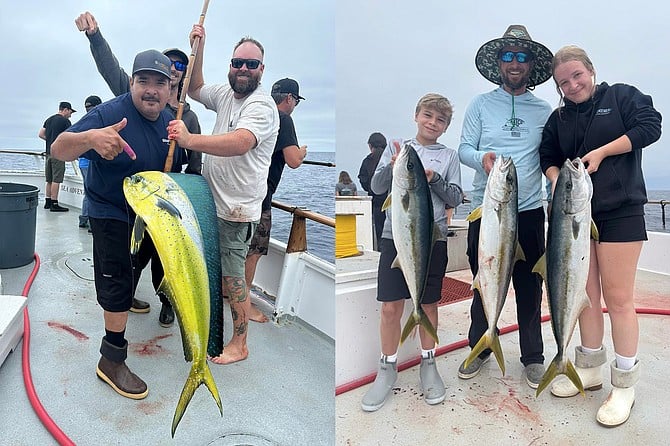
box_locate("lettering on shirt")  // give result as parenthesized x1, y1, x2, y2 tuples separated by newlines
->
(502, 117, 528, 138)
(595, 108, 611, 116)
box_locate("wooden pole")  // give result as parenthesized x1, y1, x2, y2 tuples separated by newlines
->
(163, 0, 211, 172)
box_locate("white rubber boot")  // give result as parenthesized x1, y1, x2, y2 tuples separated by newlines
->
(596, 360, 640, 427)
(551, 346, 607, 398)
(361, 357, 398, 412)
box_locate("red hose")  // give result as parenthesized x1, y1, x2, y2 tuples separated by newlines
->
(20, 253, 76, 446)
(336, 307, 670, 395)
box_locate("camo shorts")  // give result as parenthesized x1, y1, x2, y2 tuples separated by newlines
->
(247, 209, 272, 256)
(218, 218, 258, 278)
(376, 238, 447, 304)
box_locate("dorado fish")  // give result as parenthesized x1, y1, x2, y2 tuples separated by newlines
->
(382, 143, 439, 344)
(123, 171, 222, 437)
(533, 158, 596, 397)
(167, 173, 224, 357)
(463, 155, 524, 376)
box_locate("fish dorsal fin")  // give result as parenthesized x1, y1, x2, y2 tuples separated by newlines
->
(591, 220, 599, 241)
(466, 206, 482, 222)
(532, 253, 547, 280)
(130, 217, 146, 255)
(156, 196, 182, 219)
(381, 194, 392, 211)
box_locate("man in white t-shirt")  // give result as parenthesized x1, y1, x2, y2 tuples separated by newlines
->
(168, 24, 279, 365)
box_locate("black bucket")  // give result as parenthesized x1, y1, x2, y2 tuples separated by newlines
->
(0, 183, 39, 269)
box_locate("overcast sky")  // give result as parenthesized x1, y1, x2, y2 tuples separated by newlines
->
(2, 1, 668, 192)
(336, 0, 669, 191)
(0, 0, 335, 153)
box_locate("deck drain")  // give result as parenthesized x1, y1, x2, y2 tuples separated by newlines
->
(208, 432, 278, 446)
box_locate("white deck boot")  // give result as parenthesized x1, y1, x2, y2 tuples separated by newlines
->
(551, 346, 607, 397)
(596, 360, 640, 427)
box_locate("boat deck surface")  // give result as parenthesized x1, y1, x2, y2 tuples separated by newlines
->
(0, 204, 334, 445)
(336, 250, 670, 446)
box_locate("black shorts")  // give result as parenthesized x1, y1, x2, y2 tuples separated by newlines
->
(90, 217, 155, 312)
(595, 215, 647, 242)
(376, 238, 447, 304)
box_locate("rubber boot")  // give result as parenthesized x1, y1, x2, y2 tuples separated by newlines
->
(96, 338, 148, 400)
(361, 356, 397, 412)
(551, 346, 607, 397)
(596, 360, 640, 427)
(420, 351, 446, 405)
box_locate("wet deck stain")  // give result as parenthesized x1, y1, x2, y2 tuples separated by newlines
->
(130, 334, 173, 356)
(47, 321, 89, 341)
(137, 400, 164, 415)
(463, 385, 541, 423)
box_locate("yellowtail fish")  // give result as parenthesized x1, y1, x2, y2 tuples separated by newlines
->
(382, 144, 439, 344)
(463, 156, 524, 376)
(533, 158, 597, 397)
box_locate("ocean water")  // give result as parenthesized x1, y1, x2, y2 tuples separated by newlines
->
(453, 190, 670, 234)
(271, 151, 336, 263)
(0, 149, 336, 263)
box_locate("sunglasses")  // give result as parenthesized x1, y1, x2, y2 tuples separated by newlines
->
(291, 94, 301, 105)
(171, 60, 187, 72)
(231, 58, 262, 70)
(499, 51, 532, 63)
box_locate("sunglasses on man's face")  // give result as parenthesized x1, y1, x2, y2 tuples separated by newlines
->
(291, 94, 301, 106)
(499, 51, 532, 63)
(231, 58, 262, 70)
(171, 60, 187, 72)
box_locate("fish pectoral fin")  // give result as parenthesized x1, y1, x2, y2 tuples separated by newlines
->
(390, 256, 401, 269)
(156, 196, 182, 219)
(514, 242, 526, 263)
(590, 220, 600, 241)
(130, 217, 146, 254)
(532, 254, 547, 280)
(471, 275, 480, 293)
(381, 194, 392, 211)
(465, 206, 482, 222)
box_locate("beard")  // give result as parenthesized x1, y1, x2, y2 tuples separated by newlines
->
(228, 71, 260, 95)
(500, 70, 531, 91)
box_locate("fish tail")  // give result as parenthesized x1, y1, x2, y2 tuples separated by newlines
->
(171, 360, 222, 437)
(464, 331, 505, 375)
(565, 358, 585, 397)
(535, 355, 560, 397)
(490, 332, 505, 376)
(399, 308, 439, 345)
(399, 311, 419, 345)
(535, 356, 584, 398)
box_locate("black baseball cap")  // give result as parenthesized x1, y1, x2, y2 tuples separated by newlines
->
(163, 48, 188, 65)
(271, 78, 305, 100)
(59, 101, 76, 113)
(132, 49, 171, 79)
(84, 95, 102, 108)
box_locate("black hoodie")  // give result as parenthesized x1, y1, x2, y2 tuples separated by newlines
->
(539, 82, 662, 220)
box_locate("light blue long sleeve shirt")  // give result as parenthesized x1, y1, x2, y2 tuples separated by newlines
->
(458, 86, 552, 212)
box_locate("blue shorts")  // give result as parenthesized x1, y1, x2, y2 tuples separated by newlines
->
(218, 218, 258, 278)
(376, 238, 447, 304)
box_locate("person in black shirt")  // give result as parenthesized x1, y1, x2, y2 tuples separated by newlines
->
(358, 132, 387, 250)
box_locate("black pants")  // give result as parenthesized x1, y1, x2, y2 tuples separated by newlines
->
(465, 206, 545, 366)
(371, 195, 386, 251)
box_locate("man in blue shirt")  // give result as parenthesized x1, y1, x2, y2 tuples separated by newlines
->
(51, 49, 184, 400)
(458, 25, 553, 389)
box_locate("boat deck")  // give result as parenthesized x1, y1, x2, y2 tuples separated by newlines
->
(336, 251, 670, 445)
(0, 204, 334, 445)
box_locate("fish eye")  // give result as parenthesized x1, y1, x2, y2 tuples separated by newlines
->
(407, 161, 414, 169)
